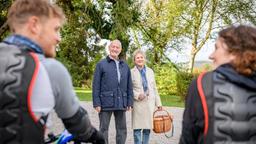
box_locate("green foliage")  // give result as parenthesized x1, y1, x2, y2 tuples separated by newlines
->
(176, 63, 212, 102)
(56, 0, 140, 86)
(137, 0, 188, 64)
(56, 0, 104, 87)
(75, 89, 184, 107)
(180, 0, 256, 72)
(153, 63, 178, 96)
(218, 0, 256, 25)
(0, 0, 12, 41)
(176, 70, 194, 101)
(108, 0, 141, 59)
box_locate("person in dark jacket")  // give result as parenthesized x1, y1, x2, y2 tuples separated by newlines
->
(92, 39, 133, 144)
(0, 0, 104, 143)
(179, 25, 256, 144)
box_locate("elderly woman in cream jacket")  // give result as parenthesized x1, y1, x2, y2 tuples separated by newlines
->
(131, 49, 162, 144)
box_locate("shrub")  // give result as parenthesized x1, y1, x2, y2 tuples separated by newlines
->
(176, 70, 194, 101)
(193, 63, 213, 75)
(153, 63, 178, 96)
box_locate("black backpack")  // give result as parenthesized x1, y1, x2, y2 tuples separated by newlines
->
(0, 43, 44, 144)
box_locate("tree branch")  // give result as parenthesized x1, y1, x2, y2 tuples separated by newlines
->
(0, 21, 8, 37)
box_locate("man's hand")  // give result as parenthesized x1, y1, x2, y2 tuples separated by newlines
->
(95, 106, 101, 113)
(126, 106, 132, 111)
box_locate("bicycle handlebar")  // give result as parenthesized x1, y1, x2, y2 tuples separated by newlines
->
(44, 129, 102, 144)
(44, 132, 82, 144)
(44, 132, 60, 144)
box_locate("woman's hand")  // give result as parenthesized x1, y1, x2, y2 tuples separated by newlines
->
(157, 106, 163, 110)
(138, 93, 146, 101)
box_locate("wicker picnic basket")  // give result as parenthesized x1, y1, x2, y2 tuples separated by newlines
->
(153, 109, 173, 134)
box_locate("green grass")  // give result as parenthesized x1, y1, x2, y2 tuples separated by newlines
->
(76, 91, 92, 101)
(161, 95, 184, 107)
(75, 89, 184, 108)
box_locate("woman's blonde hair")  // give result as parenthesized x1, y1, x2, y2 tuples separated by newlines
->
(132, 49, 146, 63)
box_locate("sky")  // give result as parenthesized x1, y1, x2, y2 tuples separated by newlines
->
(168, 41, 214, 63)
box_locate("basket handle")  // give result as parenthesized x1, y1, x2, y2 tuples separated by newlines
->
(153, 109, 171, 118)
(164, 121, 174, 138)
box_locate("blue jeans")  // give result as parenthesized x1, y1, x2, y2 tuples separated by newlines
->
(133, 129, 150, 144)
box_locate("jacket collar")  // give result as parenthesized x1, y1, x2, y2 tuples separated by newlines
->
(215, 64, 256, 90)
(136, 65, 146, 72)
(133, 65, 147, 74)
(106, 55, 124, 64)
(3, 34, 44, 54)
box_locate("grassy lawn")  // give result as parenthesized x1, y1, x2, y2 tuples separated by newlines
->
(75, 89, 184, 108)
(76, 90, 93, 101)
(161, 95, 184, 107)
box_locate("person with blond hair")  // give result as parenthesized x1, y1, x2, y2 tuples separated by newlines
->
(0, 0, 104, 143)
(131, 49, 162, 144)
(180, 25, 256, 144)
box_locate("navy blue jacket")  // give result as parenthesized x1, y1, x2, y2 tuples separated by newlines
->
(92, 56, 133, 111)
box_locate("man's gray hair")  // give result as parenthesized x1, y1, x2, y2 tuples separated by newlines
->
(109, 39, 122, 48)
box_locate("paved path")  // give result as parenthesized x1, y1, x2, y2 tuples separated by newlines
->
(48, 102, 184, 144)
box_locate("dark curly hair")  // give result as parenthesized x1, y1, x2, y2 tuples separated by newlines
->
(218, 25, 256, 76)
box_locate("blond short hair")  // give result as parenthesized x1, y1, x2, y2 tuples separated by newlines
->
(132, 49, 146, 62)
(7, 0, 65, 31)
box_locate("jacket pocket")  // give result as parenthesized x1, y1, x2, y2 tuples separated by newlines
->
(100, 91, 114, 108)
(122, 93, 127, 107)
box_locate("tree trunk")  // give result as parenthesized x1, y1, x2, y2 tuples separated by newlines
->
(154, 49, 160, 64)
(189, 47, 196, 73)
(188, 54, 196, 73)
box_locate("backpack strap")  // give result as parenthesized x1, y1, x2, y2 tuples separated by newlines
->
(197, 72, 208, 136)
(27, 52, 40, 122)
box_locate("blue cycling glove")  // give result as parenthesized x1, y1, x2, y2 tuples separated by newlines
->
(57, 130, 73, 144)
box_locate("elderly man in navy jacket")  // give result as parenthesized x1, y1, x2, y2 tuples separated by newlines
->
(92, 39, 133, 144)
